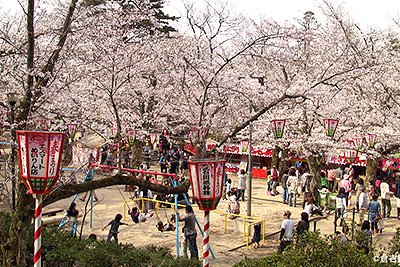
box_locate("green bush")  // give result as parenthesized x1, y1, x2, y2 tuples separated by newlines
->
(0, 212, 198, 267)
(234, 231, 392, 267)
(41, 227, 200, 267)
(388, 227, 400, 255)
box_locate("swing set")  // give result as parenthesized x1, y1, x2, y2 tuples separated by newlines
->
(83, 163, 216, 259)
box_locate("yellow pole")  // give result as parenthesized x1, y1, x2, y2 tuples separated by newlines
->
(246, 224, 250, 249)
(243, 217, 246, 237)
(141, 199, 144, 211)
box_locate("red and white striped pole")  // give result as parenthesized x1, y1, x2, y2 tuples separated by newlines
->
(34, 194, 43, 267)
(203, 211, 210, 267)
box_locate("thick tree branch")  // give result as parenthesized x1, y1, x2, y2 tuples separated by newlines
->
(43, 173, 190, 207)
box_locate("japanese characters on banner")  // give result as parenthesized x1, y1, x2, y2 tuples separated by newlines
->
(16, 131, 65, 194)
(18, 134, 28, 177)
(188, 159, 225, 211)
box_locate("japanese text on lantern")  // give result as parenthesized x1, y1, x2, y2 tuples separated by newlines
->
(215, 165, 221, 197)
(18, 135, 28, 176)
(48, 137, 59, 176)
(30, 144, 46, 176)
(201, 165, 211, 196)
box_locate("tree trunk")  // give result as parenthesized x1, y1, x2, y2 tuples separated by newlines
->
(307, 155, 324, 201)
(2, 183, 34, 267)
(365, 158, 378, 186)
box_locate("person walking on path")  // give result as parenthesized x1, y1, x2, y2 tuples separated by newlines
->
(177, 205, 199, 259)
(102, 214, 128, 243)
(237, 169, 247, 202)
(358, 186, 369, 225)
(380, 179, 392, 218)
(278, 210, 294, 253)
(271, 165, 280, 196)
(287, 168, 298, 207)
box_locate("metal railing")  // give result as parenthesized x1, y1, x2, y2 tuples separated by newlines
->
(123, 197, 267, 249)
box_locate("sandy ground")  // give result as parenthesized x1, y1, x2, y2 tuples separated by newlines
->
(44, 172, 400, 267)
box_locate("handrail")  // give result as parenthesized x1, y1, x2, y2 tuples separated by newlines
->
(246, 220, 266, 249)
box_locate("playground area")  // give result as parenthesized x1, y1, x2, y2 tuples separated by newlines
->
(43, 169, 400, 267)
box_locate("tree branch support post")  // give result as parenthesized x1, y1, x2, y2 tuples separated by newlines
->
(203, 210, 210, 267)
(34, 194, 43, 267)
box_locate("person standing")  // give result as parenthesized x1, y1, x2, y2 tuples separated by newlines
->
(296, 212, 310, 237)
(327, 168, 336, 192)
(335, 187, 347, 227)
(237, 169, 246, 202)
(271, 165, 280, 196)
(367, 194, 382, 236)
(177, 205, 198, 259)
(339, 175, 352, 206)
(287, 168, 298, 207)
(281, 170, 289, 204)
(66, 202, 79, 236)
(358, 187, 368, 225)
(380, 179, 392, 218)
(278, 210, 294, 253)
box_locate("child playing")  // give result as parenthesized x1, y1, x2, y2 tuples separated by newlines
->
(227, 193, 240, 218)
(251, 223, 262, 248)
(102, 214, 128, 243)
(156, 215, 175, 232)
(128, 207, 154, 223)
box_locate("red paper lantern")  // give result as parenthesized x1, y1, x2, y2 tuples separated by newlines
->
(344, 149, 358, 163)
(111, 125, 117, 139)
(149, 134, 157, 145)
(353, 137, 364, 151)
(365, 133, 377, 148)
(16, 131, 65, 194)
(187, 159, 226, 211)
(240, 140, 249, 153)
(68, 123, 77, 136)
(127, 130, 136, 146)
(323, 118, 338, 137)
(38, 119, 51, 131)
(270, 119, 286, 139)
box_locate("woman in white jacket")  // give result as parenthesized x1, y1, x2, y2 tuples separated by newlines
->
(237, 169, 246, 202)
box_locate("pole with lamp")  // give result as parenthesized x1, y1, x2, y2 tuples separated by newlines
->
(187, 159, 225, 267)
(16, 130, 65, 267)
(247, 102, 253, 216)
(7, 92, 18, 210)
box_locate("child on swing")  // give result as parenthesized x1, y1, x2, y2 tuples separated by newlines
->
(128, 207, 154, 223)
(156, 214, 176, 232)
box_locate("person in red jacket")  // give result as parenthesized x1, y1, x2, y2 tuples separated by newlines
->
(271, 166, 280, 196)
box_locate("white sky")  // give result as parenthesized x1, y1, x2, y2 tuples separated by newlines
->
(1, 0, 399, 29)
(164, 0, 400, 29)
